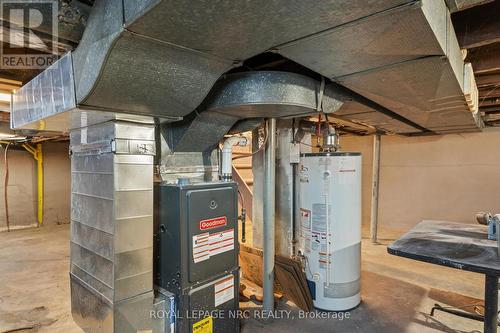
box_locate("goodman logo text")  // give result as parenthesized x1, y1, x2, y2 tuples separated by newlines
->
(199, 217, 227, 231)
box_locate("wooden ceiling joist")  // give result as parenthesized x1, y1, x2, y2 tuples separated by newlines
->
(479, 97, 500, 107)
(467, 42, 500, 74)
(479, 105, 500, 113)
(452, 1, 500, 49)
(478, 89, 500, 100)
(475, 73, 500, 87)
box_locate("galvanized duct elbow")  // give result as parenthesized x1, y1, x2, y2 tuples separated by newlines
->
(159, 71, 348, 157)
(11, 0, 235, 132)
(200, 71, 345, 118)
(157, 71, 345, 183)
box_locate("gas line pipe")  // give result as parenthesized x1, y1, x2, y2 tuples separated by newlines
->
(22, 143, 43, 226)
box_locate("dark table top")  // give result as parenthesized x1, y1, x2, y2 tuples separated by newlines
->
(387, 220, 500, 276)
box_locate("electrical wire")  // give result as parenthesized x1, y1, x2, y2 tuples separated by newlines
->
(231, 124, 268, 160)
(237, 189, 245, 207)
(298, 141, 314, 147)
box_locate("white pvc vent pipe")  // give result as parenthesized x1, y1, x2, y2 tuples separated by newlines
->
(221, 136, 248, 181)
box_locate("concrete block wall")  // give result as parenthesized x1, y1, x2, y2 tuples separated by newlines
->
(341, 129, 500, 238)
(0, 142, 70, 228)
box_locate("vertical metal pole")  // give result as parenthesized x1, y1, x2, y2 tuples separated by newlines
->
(263, 118, 276, 315)
(370, 134, 381, 243)
(484, 275, 498, 333)
(36, 144, 43, 226)
(21, 143, 43, 226)
(292, 163, 298, 258)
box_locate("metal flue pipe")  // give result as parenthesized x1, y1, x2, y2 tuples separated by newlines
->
(263, 118, 276, 315)
(370, 134, 381, 243)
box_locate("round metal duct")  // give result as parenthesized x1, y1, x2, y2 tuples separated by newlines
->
(201, 71, 345, 118)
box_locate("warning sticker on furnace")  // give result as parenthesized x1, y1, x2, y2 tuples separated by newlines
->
(193, 232, 210, 263)
(214, 275, 234, 307)
(193, 316, 212, 333)
(192, 229, 234, 263)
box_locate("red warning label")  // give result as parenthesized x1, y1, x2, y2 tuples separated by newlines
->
(193, 229, 234, 263)
(200, 216, 227, 230)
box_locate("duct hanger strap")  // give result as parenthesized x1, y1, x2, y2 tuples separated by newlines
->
(111, 139, 156, 155)
(70, 140, 114, 155)
(316, 77, 325, 113)
(71, 139, 156, 155)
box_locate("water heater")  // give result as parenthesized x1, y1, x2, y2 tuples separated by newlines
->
(298, 152, 362, 311)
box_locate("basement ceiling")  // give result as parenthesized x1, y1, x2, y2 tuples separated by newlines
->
(451, 0, 500, 127)
(4, 0, 499, 136)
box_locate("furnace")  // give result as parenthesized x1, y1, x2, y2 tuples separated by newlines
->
(154, 182, 240, 333)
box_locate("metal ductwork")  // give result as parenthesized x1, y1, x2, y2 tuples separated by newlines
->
(12, 0, 449, 135)
(335, 101, 420, 134)
(11, 0, 234, 131)
(12, 0, 479, 135)
(157, 112, 237, 184)
(69, 121, 170, 332)
(276, 0, 481, 134)
(201, 71, 345, 118)
(157, 70, 347, 183)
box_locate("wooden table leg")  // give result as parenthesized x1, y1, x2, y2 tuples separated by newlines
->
(484, 275, 498, 333)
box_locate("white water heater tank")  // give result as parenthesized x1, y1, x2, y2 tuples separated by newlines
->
(298, 152, 362, 311)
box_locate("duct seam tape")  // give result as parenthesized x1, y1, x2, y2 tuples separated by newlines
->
(81, 112, 88, 144)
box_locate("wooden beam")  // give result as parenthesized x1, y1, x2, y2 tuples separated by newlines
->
(479, 105, 500, 113)
(467, 42, 500, 74)
(485, 114, 500, 122)
(479, 90, 500, 99)
(446, 0, 494, 13)
(479, 84, 500, 95)
(0, 101, 9, 112)
(475, 73, 500, 87)
(0, 83, 20, 93)
(0, 77, 21, 86)
(479, 97, 500, 107)
(0, 67, 42, 84)
(452, 1, 500, 48)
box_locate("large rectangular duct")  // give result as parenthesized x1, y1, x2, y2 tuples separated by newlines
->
(69, 120, 160, 332)
(278, 0, 450, 78)
(124, 0, 412, 62)
(277, 0, 481, 134)
(337, 56, 482, 133)
(10, 53, 169, 133)
(334, 101, 419, 134)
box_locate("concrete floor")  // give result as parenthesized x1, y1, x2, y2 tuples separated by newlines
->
(0, 224, 488, 333)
